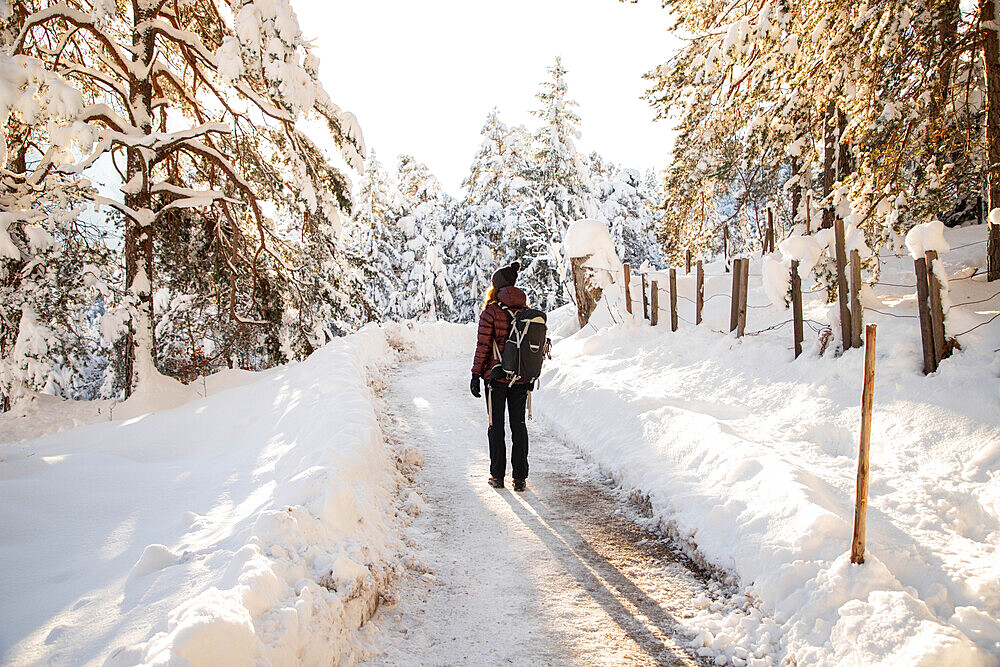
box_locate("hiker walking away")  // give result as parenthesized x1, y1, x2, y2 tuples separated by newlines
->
(470, 262, 531, 491)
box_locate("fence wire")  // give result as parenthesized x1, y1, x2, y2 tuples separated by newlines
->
(628, 254, 997, 345)
(949, 288, 1000, 308)
(953, 312, 1000, 337)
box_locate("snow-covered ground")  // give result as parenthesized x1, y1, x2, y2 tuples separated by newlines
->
(0, 322, 469, 666)
(353, 356, 718, 666)
(538, 225, 1000, 666)
(2, 225, 998, 666)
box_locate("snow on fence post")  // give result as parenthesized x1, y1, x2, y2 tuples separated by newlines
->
(642, 273, 650, 321)
(669, 268, 678, 332)
(737, 258, 749, 337)
(850, 249, 864, 348)
(696, 260, 704, 325)
(925, 250, 946, 360)
(834, 219, 853, 352)
(650, 280, 659, 327)
(914, 257, 938, 374)
(624, 263, 632, 315)
(851, 323, 878, 565)
(792, 260, 804, 359)
(730, 260, 741, 332)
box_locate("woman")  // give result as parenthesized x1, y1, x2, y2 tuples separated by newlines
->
(470, 261, 531, 491)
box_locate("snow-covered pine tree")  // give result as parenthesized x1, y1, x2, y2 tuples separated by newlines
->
(644, 0, 984, 269)
(0, 47, 114, 409)
(588, 153, 663, 268)
(517, 57, 590, 311)
(347, 150, 404, 321)
(12, 0, 366, 395)
(453, 110, 524, 321)
(396, 155, 454, 320)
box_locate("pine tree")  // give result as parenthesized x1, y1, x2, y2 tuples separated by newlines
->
(348, 150, 404, 321)
(11, 0, 367, 394)
(517, 57, 590, 311)
(0, 48, 113, 408)
(644, 0, 984, 268)
(396, 155, 454, 320)
(453, 110, 526, 320)
(589, 155, 663, 268)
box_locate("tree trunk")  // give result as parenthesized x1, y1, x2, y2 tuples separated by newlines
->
(837, 109, 851, 180)
(982, 0, 1000, 280)
(932, 0, 959, 135)
(570, 255, 602, 328)
(123, 0, 158, 395)
(822, 101, 837, 229)
(790, 155, 802, 225)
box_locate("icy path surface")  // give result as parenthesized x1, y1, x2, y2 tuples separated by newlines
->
(357, 357, 713, 666)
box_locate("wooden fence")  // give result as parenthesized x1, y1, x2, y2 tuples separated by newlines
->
(618, 230, 956, 372)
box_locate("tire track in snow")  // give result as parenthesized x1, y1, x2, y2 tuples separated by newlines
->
(355, 357, 714, 666)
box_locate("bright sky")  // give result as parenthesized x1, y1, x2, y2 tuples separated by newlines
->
(294, 0, 680, 195)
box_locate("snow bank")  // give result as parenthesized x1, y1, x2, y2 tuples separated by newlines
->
(0, 321, 473, 666)
(0, 366, 282, 446)
(537, 226, 1000, 666)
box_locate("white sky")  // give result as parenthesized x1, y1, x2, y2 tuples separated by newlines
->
(294, 0, 681, 195)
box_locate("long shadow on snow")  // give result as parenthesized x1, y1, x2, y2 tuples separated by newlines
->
(498, 472, 712, 667)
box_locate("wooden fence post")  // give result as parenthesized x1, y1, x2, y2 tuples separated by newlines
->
(792, 259, 804, 359)
(737, 258, 749, 337)
(686, 248, 692, 274)
(834, 219, 853, 351)
(914, 257, 937, 374)
(624, 263, 632, 315)
(696, 260, 704, 325)
(851, 323, 878, 565)
(850, 249, 863, 348)
(765, 208, 775, 253)
(669, 268, 678, 332)
(650, 280, 659, 327)
(642, 273, 649, 321)
(805, 193, 812, 235)
(730, 259, 741, 332)
(925, 250, 946, 360)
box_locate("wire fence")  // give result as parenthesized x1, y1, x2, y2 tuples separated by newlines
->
(624, 243, 998, 357)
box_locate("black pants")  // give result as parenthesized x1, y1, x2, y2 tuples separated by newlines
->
(486, 380, 529, 480)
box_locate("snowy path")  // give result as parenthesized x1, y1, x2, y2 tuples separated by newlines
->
(356, 357, 713, 666)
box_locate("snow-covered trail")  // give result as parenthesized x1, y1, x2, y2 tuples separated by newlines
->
(356, 356, 713, 666)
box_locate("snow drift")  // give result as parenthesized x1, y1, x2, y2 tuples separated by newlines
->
(0, 321, 474, 666)
(537, 225, 1000, 666)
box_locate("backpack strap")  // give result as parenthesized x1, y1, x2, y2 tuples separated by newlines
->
(527, 389, 532, 421)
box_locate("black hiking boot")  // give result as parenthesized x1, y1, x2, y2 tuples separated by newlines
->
(512, 478, 526, 492)
(488, 476, 505, 489)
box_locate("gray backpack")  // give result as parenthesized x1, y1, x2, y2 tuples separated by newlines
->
(491, 306, 549, 385)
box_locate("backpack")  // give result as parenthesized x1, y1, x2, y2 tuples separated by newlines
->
(490, 306, 550, 385)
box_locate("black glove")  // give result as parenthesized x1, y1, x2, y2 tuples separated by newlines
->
(470, 374, 481, 398)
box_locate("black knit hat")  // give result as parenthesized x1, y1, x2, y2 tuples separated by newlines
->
(491, 261, 520, 289)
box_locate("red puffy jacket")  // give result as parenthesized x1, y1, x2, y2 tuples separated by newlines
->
(472, 286, 528, 384)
